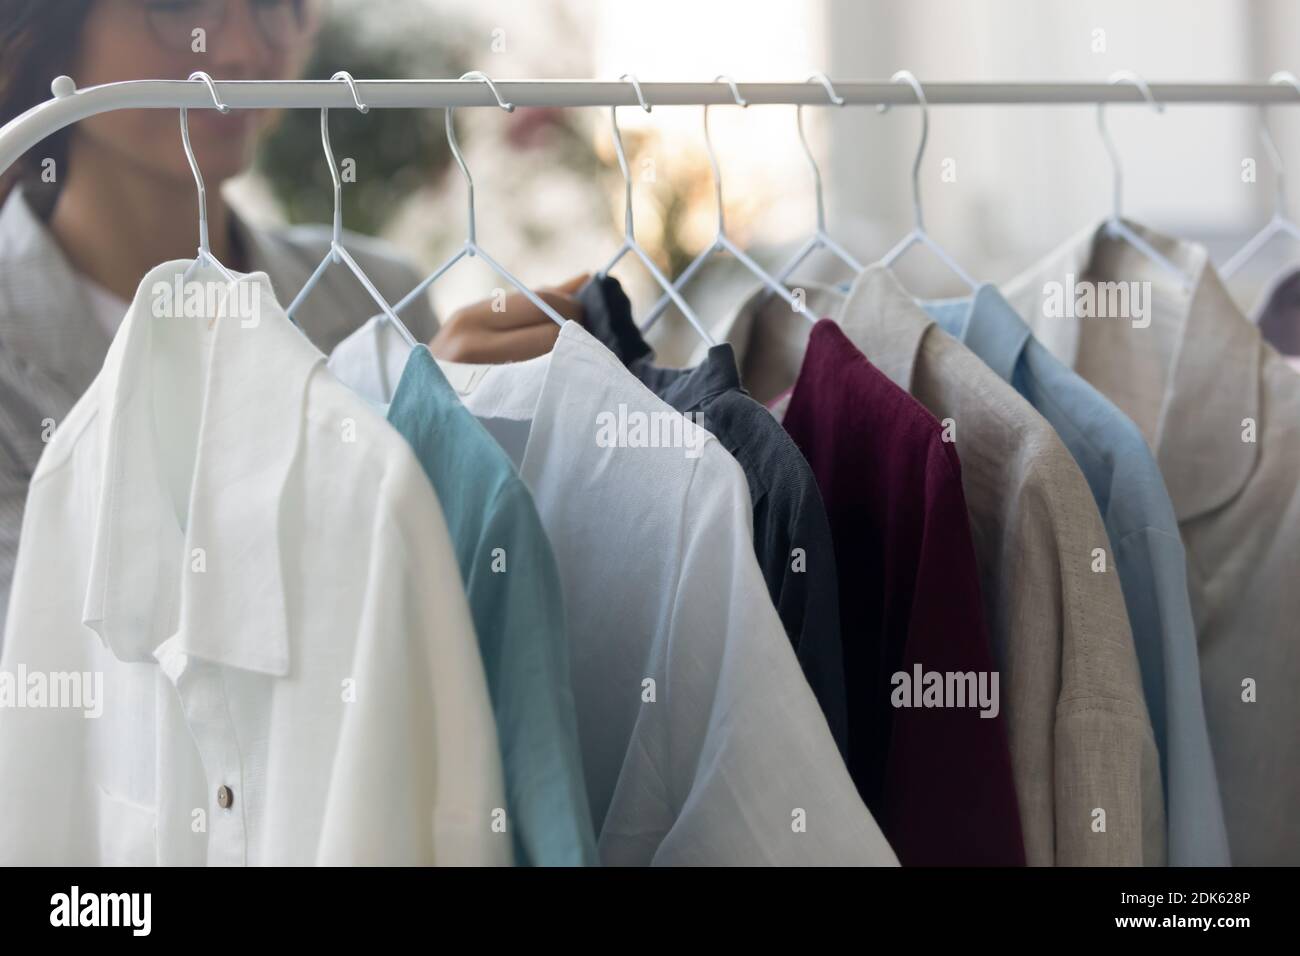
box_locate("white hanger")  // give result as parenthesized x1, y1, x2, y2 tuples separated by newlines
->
(596, 75, 715, 344)
(875, 70, 978, 291)
(391, 71, 566, 329)
(769, 74, 865, 294)
(1220, 71, 1300, 280)
(640, 76, 814, 334)
(1095, 70, 1193, 291)
(180, 72, 241, 283)
(285, 72, 418, 347)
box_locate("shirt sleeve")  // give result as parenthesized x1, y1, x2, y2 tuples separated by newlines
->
(601, 445, 898, 866)
(315, 463, 510, 866)
(1013, 451, 1165, 866)
(880, 437, 1025, 865)
(470, 480, 598, 866)
(773, 467, 849, 756)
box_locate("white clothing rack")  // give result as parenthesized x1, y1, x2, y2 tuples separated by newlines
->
(3, 77, 1300, 178)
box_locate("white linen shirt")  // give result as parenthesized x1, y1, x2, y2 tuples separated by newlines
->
(0, 261, 508, 866)
(439, 320, 897, 866)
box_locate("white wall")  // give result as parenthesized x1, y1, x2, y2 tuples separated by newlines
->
(584, 0, 1300, 310)
(825, 0, 1296, 297)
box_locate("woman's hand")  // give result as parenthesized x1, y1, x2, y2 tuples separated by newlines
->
(429, 273, 588, 363)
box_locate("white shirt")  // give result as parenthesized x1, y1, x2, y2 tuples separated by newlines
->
(430, 321, 896, 866)
(0, 261, 508, 866)
(326, 313, 411, 407)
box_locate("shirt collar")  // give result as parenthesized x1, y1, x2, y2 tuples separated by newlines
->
(580, 274, 743, 409)
(388, 343, 457, 425)
(578, 275, 653, 364)
(835, 264, 936, 390)
(448, 327, 558, 424)
(326, 313, 412, 407)
(1001, 219, 1260, 521)
(453, 319, 670, 470)
(82, 259, 321, 675)
(924, 284, 1034, 384)
(719, 281, 842, 404)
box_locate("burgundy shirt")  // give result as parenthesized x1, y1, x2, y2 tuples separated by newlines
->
(782, 319, 1024, 866)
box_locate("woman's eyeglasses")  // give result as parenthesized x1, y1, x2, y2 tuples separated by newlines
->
(143, 0, 311, 54)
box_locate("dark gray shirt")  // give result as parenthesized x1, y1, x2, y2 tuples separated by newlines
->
(580, 276, 847, 756)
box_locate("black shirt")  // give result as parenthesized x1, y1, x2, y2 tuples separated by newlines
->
(580, 276, 848, 756)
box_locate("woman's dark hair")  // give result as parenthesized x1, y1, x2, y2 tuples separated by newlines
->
(0, 0, 95, 198)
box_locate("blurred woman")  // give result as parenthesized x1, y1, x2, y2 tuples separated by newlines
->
(0, 0, 582, 632)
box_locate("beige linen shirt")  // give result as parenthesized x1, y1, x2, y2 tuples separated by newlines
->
(1003, 222, 1300, 866)
(721, 266, 1164, 865)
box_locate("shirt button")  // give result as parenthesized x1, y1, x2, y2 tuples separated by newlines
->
(216, 785, 234, 810)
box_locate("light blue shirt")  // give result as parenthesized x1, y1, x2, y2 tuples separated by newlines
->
(387, 346, 597, 866)
(925, 286, 1231, 866)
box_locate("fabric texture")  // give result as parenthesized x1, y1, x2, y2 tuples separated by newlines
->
(923, 285, 1230, 866)
(0, 186, 439, 648)
(445, 320, 898, 866)
(1249, 265, 1300, 360)
(1002, 220, 1300, 866)
(578, 274, 848, 756)
(785, 317, 1024, 866)
(0, 261, 506, 865)
(79, 275, 129, 337)
(723, 269, 1164, 866)
(328, 324, 598, 866)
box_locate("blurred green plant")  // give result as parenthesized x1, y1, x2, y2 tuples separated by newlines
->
(254, 0, 708, 278)
(255, 0, 470, 235)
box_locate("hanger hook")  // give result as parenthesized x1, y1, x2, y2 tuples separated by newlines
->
(321, 72, 368, 250)
(620, 73, 652, 113)
(796, 72, 844, 232)
(1097, 70, 1164, 223)
(446, 71, 514, 249)
(1261, 71, 1300, 218)
(189, 70, 230, 112)
(179, 71, 230, 263)
(875, 70, 930, 232)
(703, 75, 747, 234)
(459, 69, 515, 112)
(610, 74, 652, 241)
(330, 70, 369, 113)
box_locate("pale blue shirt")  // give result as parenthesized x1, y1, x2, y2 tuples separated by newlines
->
(383, 346, 597, 866)
(925, 286, 1231, 866)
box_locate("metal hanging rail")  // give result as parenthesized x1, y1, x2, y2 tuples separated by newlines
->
(3, 76, 1299, 178)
